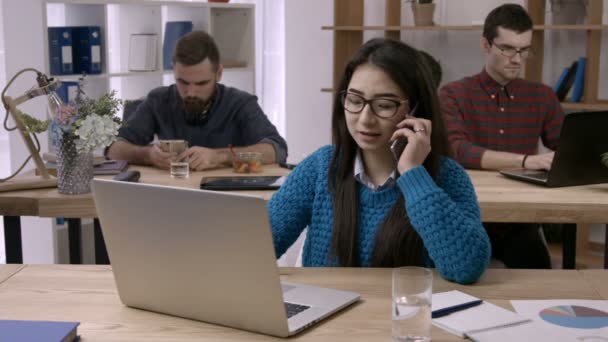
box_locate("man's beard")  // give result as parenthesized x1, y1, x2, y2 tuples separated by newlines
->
(183, 96, 213, 125)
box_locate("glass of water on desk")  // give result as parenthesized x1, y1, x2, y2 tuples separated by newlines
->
(392, 267, 433, 342)
(169, 140, 189, 178)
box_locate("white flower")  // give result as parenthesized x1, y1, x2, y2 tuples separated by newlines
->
(74, 114, 120, 154)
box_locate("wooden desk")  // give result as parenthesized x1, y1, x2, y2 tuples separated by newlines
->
(580, 269, 608, 299)
(0, 265, 603, 341)
(0, 165, 288, 263)
(1, 168, 607, 267)
(0, 264, 24, 284)
(469, 170, 608, 269)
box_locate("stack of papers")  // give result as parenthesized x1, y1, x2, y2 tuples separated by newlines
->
(432, 292, 608, 341)
(432, 291, 530, 340)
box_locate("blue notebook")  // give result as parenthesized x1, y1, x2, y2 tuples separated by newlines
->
(570, 57, 586, 103)
(0, 320, 80, 342)
(163, 21, 193, 70)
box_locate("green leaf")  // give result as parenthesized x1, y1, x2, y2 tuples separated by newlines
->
(14, 109, 50, 134)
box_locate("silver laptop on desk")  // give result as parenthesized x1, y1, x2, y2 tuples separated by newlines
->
(500, 111, 608, 187)
(91, 179, 360, 337)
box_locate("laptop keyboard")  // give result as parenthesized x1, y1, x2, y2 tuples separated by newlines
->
(285, 302, 310, 318)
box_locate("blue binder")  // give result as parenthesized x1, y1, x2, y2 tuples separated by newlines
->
(72, 26, 102, 74)
(56, 81, 80, 104)
(163, 21, 193, 70)
(48, 27, 73, 75)
(571, 57, 586, 103)
(553, 67, 569, 94)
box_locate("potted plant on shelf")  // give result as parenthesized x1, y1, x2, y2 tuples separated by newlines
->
(406, 0, 436, 26)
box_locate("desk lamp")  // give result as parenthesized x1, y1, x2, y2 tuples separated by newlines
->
(0, 68, 62, 192)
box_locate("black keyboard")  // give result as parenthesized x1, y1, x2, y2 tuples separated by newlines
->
(285, 302, 310, 318)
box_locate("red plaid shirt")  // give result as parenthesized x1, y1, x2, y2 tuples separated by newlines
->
(439, 69, 564, 169)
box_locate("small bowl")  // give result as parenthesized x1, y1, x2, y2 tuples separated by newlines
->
(233, 152, 263, 173)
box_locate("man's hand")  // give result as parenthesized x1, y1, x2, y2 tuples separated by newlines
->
(524, 152, 554, 170)
(183, 146, 229, 171)
(147, 144, 172, 170)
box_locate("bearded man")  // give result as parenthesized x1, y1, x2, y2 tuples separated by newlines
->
(107, 31, 287, 170)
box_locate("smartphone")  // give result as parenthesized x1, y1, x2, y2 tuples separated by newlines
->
(390, 138, 407, 161)
(279, 162, 297, 170)
(158, 140, 186, 153)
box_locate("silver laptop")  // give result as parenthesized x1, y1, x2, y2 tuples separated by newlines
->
(91, 179, 360, 337)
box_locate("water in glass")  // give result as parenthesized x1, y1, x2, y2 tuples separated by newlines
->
(171, 162, 189, 178)
(392, 293, 431, 341)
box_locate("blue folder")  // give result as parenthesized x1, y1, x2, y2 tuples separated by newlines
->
(48, 27, 73, 75)
(72, 26, 102, 74)
(163, 21, 193, 70)
(571, 57, 586, 103)
(56, 81, 80, 104)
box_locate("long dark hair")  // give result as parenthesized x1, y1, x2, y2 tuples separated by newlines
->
(328, 38, 448, 267)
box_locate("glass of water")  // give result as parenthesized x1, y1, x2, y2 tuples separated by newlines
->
(169, 140, 189, 178)
(392, 266, 433, 342)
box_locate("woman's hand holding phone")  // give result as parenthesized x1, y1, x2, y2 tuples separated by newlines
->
(391, 117, 432, 174)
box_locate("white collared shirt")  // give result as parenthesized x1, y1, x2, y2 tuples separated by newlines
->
(353, 149, 397, 192)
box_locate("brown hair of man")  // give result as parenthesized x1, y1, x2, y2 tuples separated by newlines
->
(172, 31, 220, 70)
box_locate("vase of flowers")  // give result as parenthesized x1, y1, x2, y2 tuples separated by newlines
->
(18, 82, 122, 194)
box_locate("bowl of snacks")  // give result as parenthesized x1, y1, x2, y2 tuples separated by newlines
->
(233, 152, 263, 173)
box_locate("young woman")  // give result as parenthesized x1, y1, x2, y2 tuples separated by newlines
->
(268, 38, 490, 284)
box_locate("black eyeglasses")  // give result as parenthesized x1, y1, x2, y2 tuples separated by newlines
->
(340, 91, 408, 119)
(491, 41, 533, 59)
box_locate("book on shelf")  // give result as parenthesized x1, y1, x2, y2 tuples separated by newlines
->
(47, 26, 102, 75)
(129, 33, 158, 72)
(570, 56, 586, 103)
(0, 319, 79, 342)
(48, 27, 74, 75)
(56, 81, 80, 104)
(554, 60, 578, 102)
(163, 21, 193, 70)
(72, 26, 102, 74)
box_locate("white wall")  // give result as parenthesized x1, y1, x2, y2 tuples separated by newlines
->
(0, 0, 6, 263)
(284, 0, 334, 163)
(1, 0, 57, 263)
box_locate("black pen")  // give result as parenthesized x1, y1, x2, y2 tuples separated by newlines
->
(431, 299, 483, 319)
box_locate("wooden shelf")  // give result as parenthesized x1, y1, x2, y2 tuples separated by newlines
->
(322, 24, 608, 31)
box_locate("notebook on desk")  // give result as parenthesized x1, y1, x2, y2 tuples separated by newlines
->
(500, 111, 608, 187)
(91, 179, 360, 337)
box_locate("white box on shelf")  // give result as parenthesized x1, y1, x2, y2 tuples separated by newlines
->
(129, 33, 158, 72)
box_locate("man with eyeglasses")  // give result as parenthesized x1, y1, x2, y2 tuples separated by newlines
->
(439, 4, 565, 269)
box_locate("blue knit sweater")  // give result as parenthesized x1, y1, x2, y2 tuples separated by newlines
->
(268, 146, 491, 284)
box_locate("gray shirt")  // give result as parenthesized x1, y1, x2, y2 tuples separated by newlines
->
(118, 83, 288, 163)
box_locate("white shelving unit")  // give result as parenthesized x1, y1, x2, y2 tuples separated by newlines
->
(43, 0, 256, 115)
